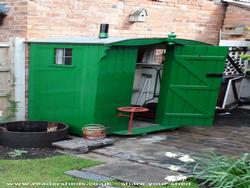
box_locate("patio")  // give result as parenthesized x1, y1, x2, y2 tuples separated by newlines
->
(84, 108, 249, 173)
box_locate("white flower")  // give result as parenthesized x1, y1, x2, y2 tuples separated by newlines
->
(165, 175, 187, 182)
(165, 175, 178, 182)
(165, 152, 178, 158)
(169, 165, 181, 171)
(176, 174, 188, 181)
(178, 155, 195, 162)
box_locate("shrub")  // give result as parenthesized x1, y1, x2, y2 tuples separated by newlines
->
(192, 152, 250, 188)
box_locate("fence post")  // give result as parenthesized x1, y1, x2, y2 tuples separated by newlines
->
(12, 37, 26, 120)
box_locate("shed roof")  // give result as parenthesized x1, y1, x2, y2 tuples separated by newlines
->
(27, 37, 209, 46)
(28, 37, 132, 44)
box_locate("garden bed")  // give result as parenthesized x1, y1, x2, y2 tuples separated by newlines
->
(0, 146, 60, 160)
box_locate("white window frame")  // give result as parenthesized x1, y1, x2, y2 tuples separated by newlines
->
(55, 48, 72, 65)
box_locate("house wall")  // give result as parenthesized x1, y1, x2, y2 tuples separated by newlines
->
(222, 4, 250, 40)
(1, 0, 226, 44)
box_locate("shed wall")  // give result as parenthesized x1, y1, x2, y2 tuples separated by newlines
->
(28, 43, 107, 134)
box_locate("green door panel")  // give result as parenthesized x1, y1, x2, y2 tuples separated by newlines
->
(94, 47, 138, 134)
(156, 45, 228, 127)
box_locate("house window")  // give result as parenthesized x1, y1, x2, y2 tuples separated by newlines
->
(55, 48, 72, 65)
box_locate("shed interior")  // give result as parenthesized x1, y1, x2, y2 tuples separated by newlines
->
(131, 45, 165, 123)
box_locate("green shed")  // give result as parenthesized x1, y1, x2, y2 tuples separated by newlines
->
(28, 35, 228, 135)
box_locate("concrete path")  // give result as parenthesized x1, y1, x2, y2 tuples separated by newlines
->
(66, 161, 183, 186)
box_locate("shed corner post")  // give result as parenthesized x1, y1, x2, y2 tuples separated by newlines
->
(91, 45, 111, 123)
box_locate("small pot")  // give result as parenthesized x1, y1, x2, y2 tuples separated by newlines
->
(82, 124, 106, 140)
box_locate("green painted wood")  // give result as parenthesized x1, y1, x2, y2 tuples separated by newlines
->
(156, 45, 228, 128)
(28, 39, 228, 136)
(111, 38, 208, 47)
(28, 43, 109, 134)
(113, 124, 173, 135)
(28, 44, 137, 135)
(94, 47, 138, 134)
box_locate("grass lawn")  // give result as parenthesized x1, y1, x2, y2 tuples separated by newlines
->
(0, 155, 199, 188)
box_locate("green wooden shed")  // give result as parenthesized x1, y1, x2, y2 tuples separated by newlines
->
(28, 35, 228, 135)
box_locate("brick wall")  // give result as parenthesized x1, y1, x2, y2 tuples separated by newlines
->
(222, 4, 250, 40)
(0, 0, 27, 42)
(1, 0, 226, 44)
(27, 0, 226, 44)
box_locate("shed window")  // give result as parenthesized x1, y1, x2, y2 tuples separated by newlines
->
(55, 48, 72, 65)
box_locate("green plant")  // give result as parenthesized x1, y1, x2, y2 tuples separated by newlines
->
(3, 91, 18, 121)
(240, 54, 250, 60)
(245, 68, 250, 75)
(2, 73, 18, 121)
(192, 152, 250, 188)
(8, 149, 28, 158)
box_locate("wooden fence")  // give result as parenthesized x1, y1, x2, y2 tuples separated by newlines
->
(0, 38, 25, 121)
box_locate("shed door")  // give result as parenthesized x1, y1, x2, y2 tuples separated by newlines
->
(157, 45, 228, 127)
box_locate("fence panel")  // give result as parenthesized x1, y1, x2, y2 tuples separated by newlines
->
(0, 43, 14, 120)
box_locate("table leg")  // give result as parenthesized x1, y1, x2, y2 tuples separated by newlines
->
(128, 112, 134, 134)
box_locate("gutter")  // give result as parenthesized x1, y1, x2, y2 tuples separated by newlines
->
(222, 0, 250, 10)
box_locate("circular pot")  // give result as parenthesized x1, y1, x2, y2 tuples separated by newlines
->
(0, 121, 69, 148)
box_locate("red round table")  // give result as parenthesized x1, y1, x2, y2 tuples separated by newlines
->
(117, 106, 149, 134)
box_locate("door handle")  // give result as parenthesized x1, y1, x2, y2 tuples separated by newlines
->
(206, 73, 223, 78)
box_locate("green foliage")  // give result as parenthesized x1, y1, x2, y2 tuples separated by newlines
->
(4, 91, 18, 121)
(8, 150, 28, 158)
(1, 74, 18, 121)
(245, 68, 250, 75)
(0, 155, 102, 188)
(240, 54, 250, 60)
(193, 152, 250, 188)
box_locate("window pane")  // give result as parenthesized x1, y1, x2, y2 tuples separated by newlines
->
(55, 49, 64, 65)
(65, 49, 72, 56)
(64, 57, 72, 65)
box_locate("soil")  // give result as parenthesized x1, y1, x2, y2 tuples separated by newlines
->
(0, 146, 61, 160)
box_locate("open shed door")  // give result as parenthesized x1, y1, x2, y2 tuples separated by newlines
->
(157, 45, 228, 127)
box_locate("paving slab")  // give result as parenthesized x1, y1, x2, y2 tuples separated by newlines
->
(52, 137, 114, 153)
(65, 170, 114, 181)
(52, 140, 88, 152)
(82, 161, 182, 185)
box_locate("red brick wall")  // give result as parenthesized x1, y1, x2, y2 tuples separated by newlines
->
(224, 5, 250, 28)
(0, 0, 27, 41)
(222, 5, 250, 40)
(1, 0, 226, 44)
